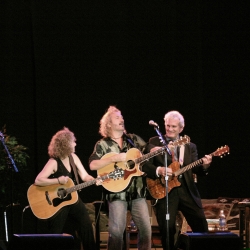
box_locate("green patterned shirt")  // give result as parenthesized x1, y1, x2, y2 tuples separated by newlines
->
(89, 133, 147, 202)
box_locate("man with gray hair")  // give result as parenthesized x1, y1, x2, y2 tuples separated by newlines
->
(145, 110, 212, 250)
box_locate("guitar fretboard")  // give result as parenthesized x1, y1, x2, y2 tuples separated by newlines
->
(65, 174, 111, 194)
(174, 147, 229, 176)
(135, 147, 166, 164)
(135, 135, 190, 165)
(175, 159, 204, 176)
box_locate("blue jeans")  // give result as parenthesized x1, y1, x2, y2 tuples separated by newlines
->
(107, 198, 152, 250)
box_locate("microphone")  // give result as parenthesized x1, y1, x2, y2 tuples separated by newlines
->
(149, 120, 171, 156)
(149, 120, 159, 128)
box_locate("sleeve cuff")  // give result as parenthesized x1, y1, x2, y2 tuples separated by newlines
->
(156, 166, 161, 177)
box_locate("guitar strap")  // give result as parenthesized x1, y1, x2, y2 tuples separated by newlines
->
(123, 133, 142, 206)
(123, 133, 136, 148)
(179, 145, 185, 166)
(69, 154, 80, 185)
(168, 137, 185, 166)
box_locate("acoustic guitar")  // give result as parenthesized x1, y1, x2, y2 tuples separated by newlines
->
(146, 145, 230, 200)
(27, 169, 123, 219)
(98, 135, 190, 193)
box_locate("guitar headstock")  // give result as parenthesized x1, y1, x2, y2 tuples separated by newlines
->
(213, 145, 230, 157)
(173, 135, 190, 147)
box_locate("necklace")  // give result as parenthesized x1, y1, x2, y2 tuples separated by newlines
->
(111, 136, 122, 140)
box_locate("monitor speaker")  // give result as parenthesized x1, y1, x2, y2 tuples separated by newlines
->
(175, 232, 241, 250)
(8, 234, 74, 250)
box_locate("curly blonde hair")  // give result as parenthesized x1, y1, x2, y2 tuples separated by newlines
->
(99, 106, 121, 137)
(48, 127, 76, 159)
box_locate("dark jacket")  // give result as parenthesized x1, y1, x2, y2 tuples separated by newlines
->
(145, 136, 208, 208)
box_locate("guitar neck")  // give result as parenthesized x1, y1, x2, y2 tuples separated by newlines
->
(134, 136, 190, 165)
(175, 158, 204, 176)
(65, 180, 96, 194)
(65, 174, 110, 194)
(175, 146, 229, 177)
(175, 151, 217, 176)
(135, 147, 166, 164)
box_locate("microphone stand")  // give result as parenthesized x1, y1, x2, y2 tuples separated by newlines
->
(0, 131, 19, 242)
(152, 125, 170, 250)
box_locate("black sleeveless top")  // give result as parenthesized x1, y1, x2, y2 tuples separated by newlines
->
(49, 157, 76, 184)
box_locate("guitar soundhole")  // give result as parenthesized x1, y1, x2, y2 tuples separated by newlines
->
(53, 193, 72, 207)
(127, 160, 135, 169)
(57, 188, 67, 199)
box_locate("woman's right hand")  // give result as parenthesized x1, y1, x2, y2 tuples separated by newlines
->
(57, 175, 69, 185)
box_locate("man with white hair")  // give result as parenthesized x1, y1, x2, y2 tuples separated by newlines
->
(146, 110, 212, 250)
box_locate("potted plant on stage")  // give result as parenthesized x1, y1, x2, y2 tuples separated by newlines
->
(0, 126, 29, 239)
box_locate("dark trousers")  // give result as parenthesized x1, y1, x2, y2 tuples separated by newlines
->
(153, 179, 208, 250)
(48, 199, 96, 250)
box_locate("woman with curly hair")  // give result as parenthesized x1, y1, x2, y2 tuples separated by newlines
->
(35, 127, 99, 250)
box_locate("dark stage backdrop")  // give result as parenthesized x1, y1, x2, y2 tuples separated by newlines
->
(1, 0, 249, 234)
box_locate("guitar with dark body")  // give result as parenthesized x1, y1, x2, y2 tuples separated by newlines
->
(146, 145, 230, 200)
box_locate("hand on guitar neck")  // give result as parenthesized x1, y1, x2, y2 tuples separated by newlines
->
(146, 145, 230, 200)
